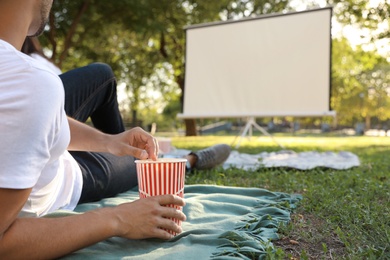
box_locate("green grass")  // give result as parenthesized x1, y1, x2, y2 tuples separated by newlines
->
(171, 134, 390, 259)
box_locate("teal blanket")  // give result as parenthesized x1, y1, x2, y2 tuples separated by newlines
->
(51, 185, 301, 260)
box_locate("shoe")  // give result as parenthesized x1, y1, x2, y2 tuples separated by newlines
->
(190, 144, 231, 170)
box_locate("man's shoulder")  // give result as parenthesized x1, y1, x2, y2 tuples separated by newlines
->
(0, 39, 59, 82)
(0, 40, 63, 110)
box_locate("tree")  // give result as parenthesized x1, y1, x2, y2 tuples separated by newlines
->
(40, 0, 294, 135)
(44, 1, 179, 127)
(328, 0, 390, 42)
(356, 61, 390, 129)
(326, 0, 390, 129)
(332, 37, 390, 128)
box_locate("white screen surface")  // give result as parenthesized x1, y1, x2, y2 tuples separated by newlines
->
(178, 8, 334, 119)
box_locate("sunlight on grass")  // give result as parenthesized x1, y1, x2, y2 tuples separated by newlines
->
(172, 135, 390, 153)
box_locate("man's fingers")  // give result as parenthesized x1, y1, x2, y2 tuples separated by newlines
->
(152, 208, 185, 239)
(158, 218, 183, 235)
(156, 194, 186, 208)
(151, 228, 174, 240)
(143, 136, 158, 160)
(132, 127, 159, 160)
(120, 145, 148, 159)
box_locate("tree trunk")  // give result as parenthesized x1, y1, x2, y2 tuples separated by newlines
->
(184, 119, 197, 136)
(176, 73, 197, 136)
(132, 109, 138, 126)
(365, 116, 371, 130)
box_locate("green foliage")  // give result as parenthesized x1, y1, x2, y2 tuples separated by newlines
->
(39, 1, 390, 129)
(332, 37, 390, 127)
(40, 0, 293, 128)
(329, 0, 390, 41)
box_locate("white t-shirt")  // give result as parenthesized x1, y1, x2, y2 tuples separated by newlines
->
(0, 39, 82, 217)
(30, 53, 62, 75)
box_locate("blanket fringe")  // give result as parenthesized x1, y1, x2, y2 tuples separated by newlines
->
(212, 193, 302, 259)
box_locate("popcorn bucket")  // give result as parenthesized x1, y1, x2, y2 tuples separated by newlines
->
(135, 158, 187, 235)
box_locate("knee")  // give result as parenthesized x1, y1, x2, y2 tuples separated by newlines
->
(89, 62, 115, 80)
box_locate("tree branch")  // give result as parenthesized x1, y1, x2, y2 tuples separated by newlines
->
(58, 0, 91, 67)
(159, 31, 169, 59)
(48, 12, 57, 63)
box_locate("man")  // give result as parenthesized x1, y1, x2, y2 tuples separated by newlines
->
(0, 1, 188, 258)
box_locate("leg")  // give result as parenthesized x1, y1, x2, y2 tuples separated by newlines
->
(61, 63, 133, 203)
(185, 144, 231, 170)
(60, 62, 125, 134)
(73, 143, 232, 204)
(71, 151, 137, 204)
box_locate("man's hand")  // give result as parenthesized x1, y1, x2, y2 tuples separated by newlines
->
(106, 127, 159, 160)
(68, 118, 159, 160)
(110, 194, 186, 240)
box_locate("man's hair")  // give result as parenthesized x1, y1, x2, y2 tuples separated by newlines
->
(21, 37, 44, 56)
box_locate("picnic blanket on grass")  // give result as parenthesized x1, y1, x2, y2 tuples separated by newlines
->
(224, 150, 360, 170)
(164, 149, 360, 170)
(47, 185, 302, 260)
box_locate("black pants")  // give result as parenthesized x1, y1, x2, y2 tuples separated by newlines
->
(60, 63, 137, 203)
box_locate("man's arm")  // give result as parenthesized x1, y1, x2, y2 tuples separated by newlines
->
(0, 188, 185, 259)
(67, 117, 158, 160)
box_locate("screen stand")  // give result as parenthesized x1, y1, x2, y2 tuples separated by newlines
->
(232, 117, 285, 149)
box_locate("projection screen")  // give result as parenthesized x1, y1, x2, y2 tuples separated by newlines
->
(178, 7, 335, 119)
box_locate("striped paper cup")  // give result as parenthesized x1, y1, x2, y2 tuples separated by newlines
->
(135, 158, 187, 235)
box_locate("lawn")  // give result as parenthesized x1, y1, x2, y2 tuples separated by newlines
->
(170, 134, 390, 259)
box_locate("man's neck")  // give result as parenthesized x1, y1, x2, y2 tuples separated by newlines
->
(0, 1, 32, 50)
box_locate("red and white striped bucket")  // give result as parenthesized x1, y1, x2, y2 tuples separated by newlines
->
(135, 158, 187, 235)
